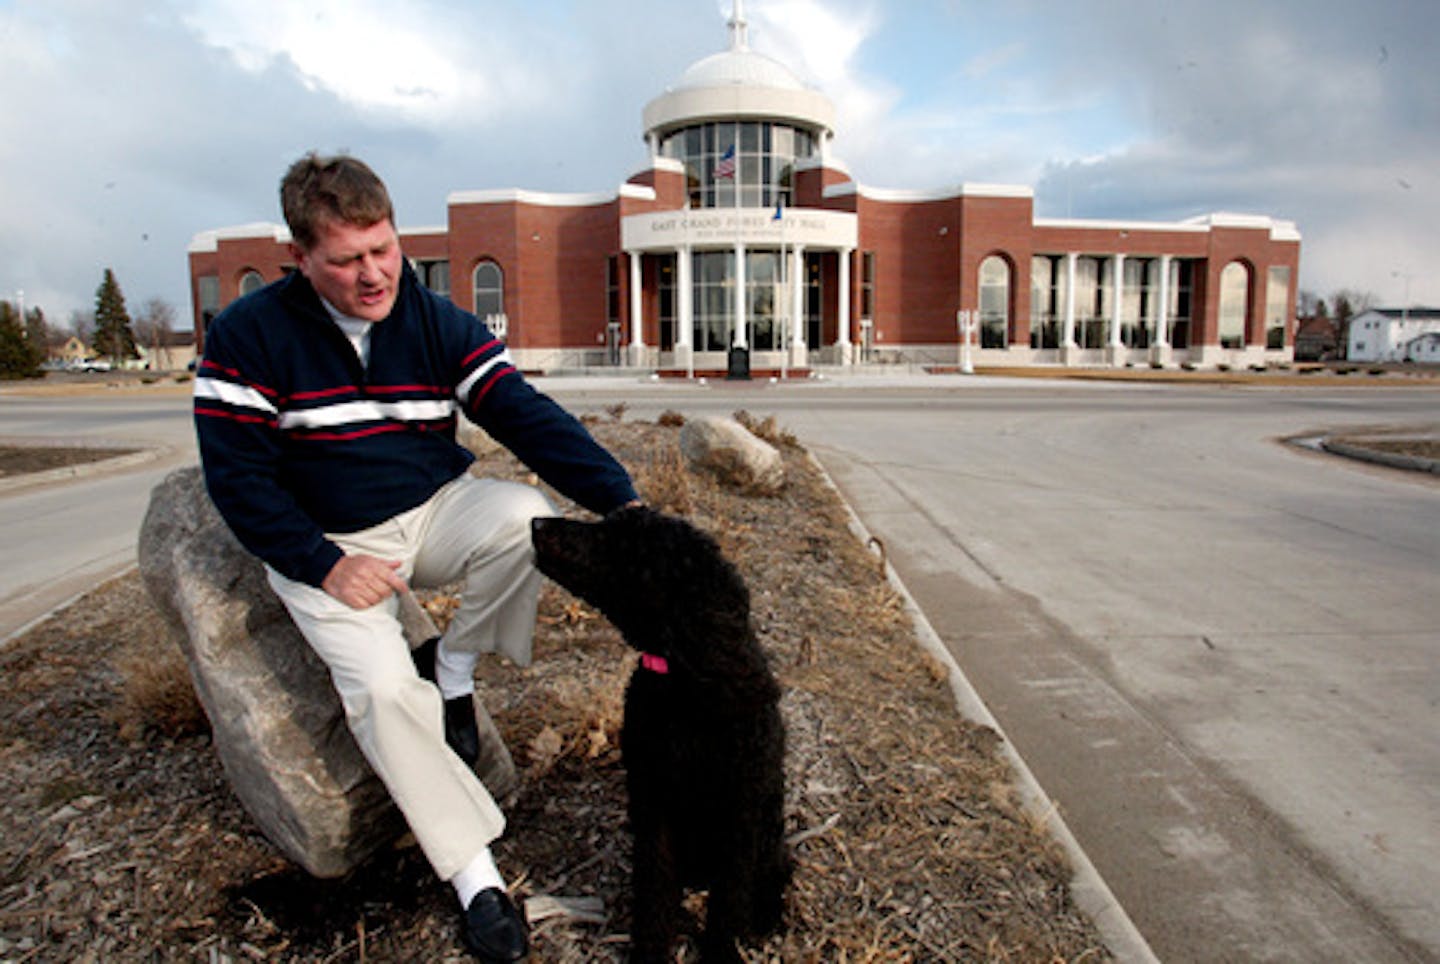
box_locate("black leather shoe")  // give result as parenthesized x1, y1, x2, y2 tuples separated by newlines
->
(411, 637, 480, 767)
(461, 887, 529, 962)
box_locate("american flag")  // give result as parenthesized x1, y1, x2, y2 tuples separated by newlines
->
(712, 144, 736, 180)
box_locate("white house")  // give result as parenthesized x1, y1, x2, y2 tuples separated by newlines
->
(1405, 331, 1440, 363)
(1346, 308, 1440, 362)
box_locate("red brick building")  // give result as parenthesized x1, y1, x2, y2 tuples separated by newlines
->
(189, 3, 1301, 373)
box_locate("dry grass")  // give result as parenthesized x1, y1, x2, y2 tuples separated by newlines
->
(109, 639, 206, 742)
(0, 415, 1109, 962)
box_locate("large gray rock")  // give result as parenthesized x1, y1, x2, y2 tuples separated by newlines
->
(679, 415, 785, 495)
(138, 466, 516, 877)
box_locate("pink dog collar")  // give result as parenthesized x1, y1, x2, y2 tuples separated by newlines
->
(640, 653, 669, 674)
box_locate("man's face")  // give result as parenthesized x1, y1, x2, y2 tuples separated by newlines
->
(292, 218, 402, 322)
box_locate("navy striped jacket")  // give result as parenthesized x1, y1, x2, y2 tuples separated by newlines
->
(194, 263, 637, 587)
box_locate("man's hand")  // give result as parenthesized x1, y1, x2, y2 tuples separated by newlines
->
(321, 554, 408, 609)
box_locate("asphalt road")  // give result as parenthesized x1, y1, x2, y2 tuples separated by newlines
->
(2, 376, 1437, 962)
(0, 391, 197, 637)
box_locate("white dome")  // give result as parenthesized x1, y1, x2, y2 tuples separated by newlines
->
(641, 2, 835, 141)
(674, 48, 807, 93)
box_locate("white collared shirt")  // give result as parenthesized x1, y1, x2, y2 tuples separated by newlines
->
(319, 296, 373, 368)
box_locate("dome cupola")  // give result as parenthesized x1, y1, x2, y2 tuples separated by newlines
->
(642, 0, 834, 145)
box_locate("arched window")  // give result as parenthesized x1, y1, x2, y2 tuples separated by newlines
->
(978, 256, 1010, 348)
(473, 260, 504, 326)
(1217, 261, 1249, 349)
(238, 270, 264, 296)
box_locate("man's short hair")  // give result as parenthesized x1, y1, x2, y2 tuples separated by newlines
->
(280, 152, 395, 250)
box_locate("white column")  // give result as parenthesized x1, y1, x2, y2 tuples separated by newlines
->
(732, 242, 747, 349)
(789, 244, 807, 368)
(628, 251, 645, 350)
(837, 248, 852, 347)
(1062, 252, 1078, 348)
(1156, 255, 1171, 347)
(1110, 253, 1125, 349)
(677, 246, 693, 349)
(676, 246, 694, 376)
(790, 244, 806, 348)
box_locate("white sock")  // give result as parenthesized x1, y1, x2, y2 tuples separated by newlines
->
(434, 636, 479, 701)
(452, 847, 505, 907)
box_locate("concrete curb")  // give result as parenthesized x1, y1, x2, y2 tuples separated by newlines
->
(1, 563, 140, 650)
(808, 452, 1161, 964)
(1320, 439, 1440, 475)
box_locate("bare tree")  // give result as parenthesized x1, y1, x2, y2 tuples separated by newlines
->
(69, 309, 96, 351)
(135, 298, 178, 370)
(1328, 288, 1376, 361)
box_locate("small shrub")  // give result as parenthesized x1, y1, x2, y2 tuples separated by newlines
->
(733, 409, 798, 449)
(110, 637, 207, 741)
(656, 409, 686, 428)
(633, 442, 693, 514)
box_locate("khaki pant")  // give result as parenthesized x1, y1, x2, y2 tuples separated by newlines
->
(267, 474, 553, 880)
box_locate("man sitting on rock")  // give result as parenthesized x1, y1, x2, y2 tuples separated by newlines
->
(193, 152, 639, 963)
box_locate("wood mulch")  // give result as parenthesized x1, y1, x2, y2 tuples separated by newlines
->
(1, 414, 1109, 961)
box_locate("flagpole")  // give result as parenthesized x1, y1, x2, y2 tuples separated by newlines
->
(777, 196, 787, 381)
(735, 143, 744, 357)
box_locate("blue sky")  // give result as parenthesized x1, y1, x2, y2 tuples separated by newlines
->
(2, 0, 1436, 327)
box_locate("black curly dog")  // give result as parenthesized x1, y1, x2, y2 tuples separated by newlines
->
(531, 506, 789, 962)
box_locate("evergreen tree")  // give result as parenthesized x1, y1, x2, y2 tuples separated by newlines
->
(93, 268, 139, 363)
(0, 301, 42, 379)
(24, 306, 50, 361)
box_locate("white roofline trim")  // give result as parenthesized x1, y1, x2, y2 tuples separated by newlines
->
(447, 187, 632, 208)
(188, 222, 292, 253)
(1183, 212, 1302, 241)
(1035, 217, 1210, 234)
(189, 221, 456, 253)
(795, 155, 851, 179)
(825, 182, 1033, 203)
